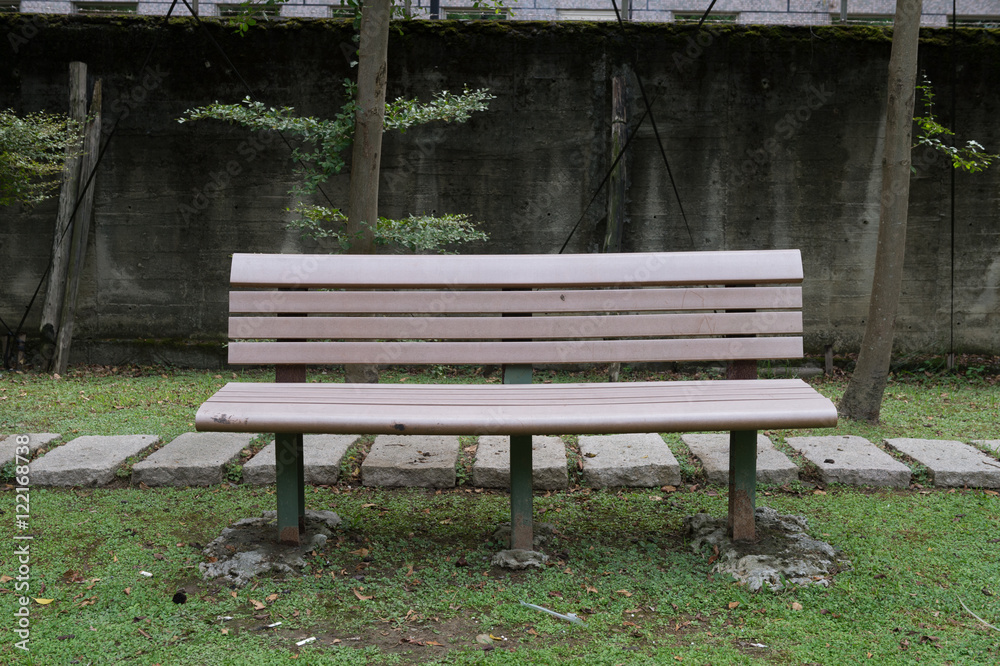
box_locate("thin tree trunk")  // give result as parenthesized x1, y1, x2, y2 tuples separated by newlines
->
(54, 81, 102, 374)
(40, 61, 87, 368)
(605, 67, 629, 383)
(839, 0, 923, 422)
(344, 0, 390, 384)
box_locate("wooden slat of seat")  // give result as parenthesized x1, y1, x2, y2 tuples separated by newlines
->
(229, 312, 803, 340)
(231, 250, 804, 289)
(229, 286, 803, 315)
(228, 337, 803, 366)
(196, 379, 838, 435)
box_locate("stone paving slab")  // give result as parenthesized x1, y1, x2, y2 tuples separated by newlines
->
(785, 435, 910, 488)
(972, 440, 1000, 457)
(472, 436, 567, 490)
(243, 435, 358, 485)
(579, 433, 680, 488)
(682, 434, 798, 485)
(32, 435, 161, 487)
(132, 432, 254, 487)
(362, 435, 458, 488)
(0, 433, 61, 466)
(885, 438, 1000, 488)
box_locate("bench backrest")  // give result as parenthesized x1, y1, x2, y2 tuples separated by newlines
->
(226, 250, 805, 367)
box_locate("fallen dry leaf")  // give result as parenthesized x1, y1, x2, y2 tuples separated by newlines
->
(250, 599, 266, 610)
(34, 598, 55, 605)
(0, 575, 13, 584)
(585, 585, 598, 594)
(349, 548, 370, 558)
(353, 588, 373, 601)
(617, 589, 633, 597)
(728, 602, 740, 609)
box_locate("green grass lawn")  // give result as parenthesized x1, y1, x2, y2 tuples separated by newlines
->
(1, 362, 998, 664)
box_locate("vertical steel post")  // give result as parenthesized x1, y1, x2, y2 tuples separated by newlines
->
(728, 429, 757, 541)
(504, 364, 534, 550)
(275, 432, 305, 545)
(726, 279, 758, 541)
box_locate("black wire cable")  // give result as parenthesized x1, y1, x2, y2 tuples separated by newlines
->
(557, 103, 653, 254)
(556, 0, 696, 254)
(610, 0, 693, 245)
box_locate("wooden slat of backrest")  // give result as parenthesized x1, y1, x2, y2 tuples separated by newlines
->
(231, 250, 803, 288)
(229, 312, 803, 340)
(229, 286, 803, 314)
(228, 337, 803, 366)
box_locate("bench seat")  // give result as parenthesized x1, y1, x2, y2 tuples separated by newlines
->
(197, 378, 837, 436)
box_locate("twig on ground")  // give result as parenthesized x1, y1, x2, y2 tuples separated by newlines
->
(958, 597, 1000, 632)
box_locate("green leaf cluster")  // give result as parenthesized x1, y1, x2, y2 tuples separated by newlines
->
(0, 109, 82, 206)
(180, 83, 494, 253)
(913, 75, 997, 174)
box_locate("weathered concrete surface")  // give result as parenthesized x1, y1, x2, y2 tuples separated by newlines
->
(685, 507, 851, 592)
(578, 433, 680, 488)
(473, 435, 567, 490)
(31, 435, 160, 487)
(885, 438, 1000, 488)
(492, 549, 549, 570)
(784, 435, 911, 488)
(200, 510, 341, 587)
(362, 435, 458, 488)
(3, 19, 1000, 364)
(681, 434, 798, 485)
(242, 435, 358, 485)
(0, 433, 61, 466)
(973, 440, 1000, 456)
(131, 432, 253, 486)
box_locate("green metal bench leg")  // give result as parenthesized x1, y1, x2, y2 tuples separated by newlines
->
(275, 432, 305, 545)
(510, 434, 534, 550)
(728, 429, 757, 541)
(503, 362, 534, 550)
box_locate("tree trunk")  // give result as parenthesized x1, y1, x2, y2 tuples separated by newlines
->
(54, 81, 102, 375)
(40, 61, 87, 368)
(344, 0, 390, 384)
(605, 67, 629, 383)
(838, 0, 923, 422)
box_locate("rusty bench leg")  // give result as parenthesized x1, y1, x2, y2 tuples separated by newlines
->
(510, 434, 534, 550)
(728, 430, 757, 541)
(275, 432, 305, 546)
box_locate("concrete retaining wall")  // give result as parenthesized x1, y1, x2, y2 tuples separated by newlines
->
(1, 17, 998, 365)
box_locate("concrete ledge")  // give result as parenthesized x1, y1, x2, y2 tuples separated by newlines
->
(682, 434, 798, 485)
(0, 433, 61, 467)
(32, 435, 160, 487)
(362, 435, 458, 488)
(243, 435, 358, 485)
(579, 433, 680, 488)
(972, 440, 1000, 457)
(472, 435, 568, 490)
(885, 438, 1000, 488)
(132, 432, 253, 487)
(785, 435, 910, 488)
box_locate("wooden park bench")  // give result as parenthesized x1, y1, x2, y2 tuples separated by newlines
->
(196, 250, 837, 547)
